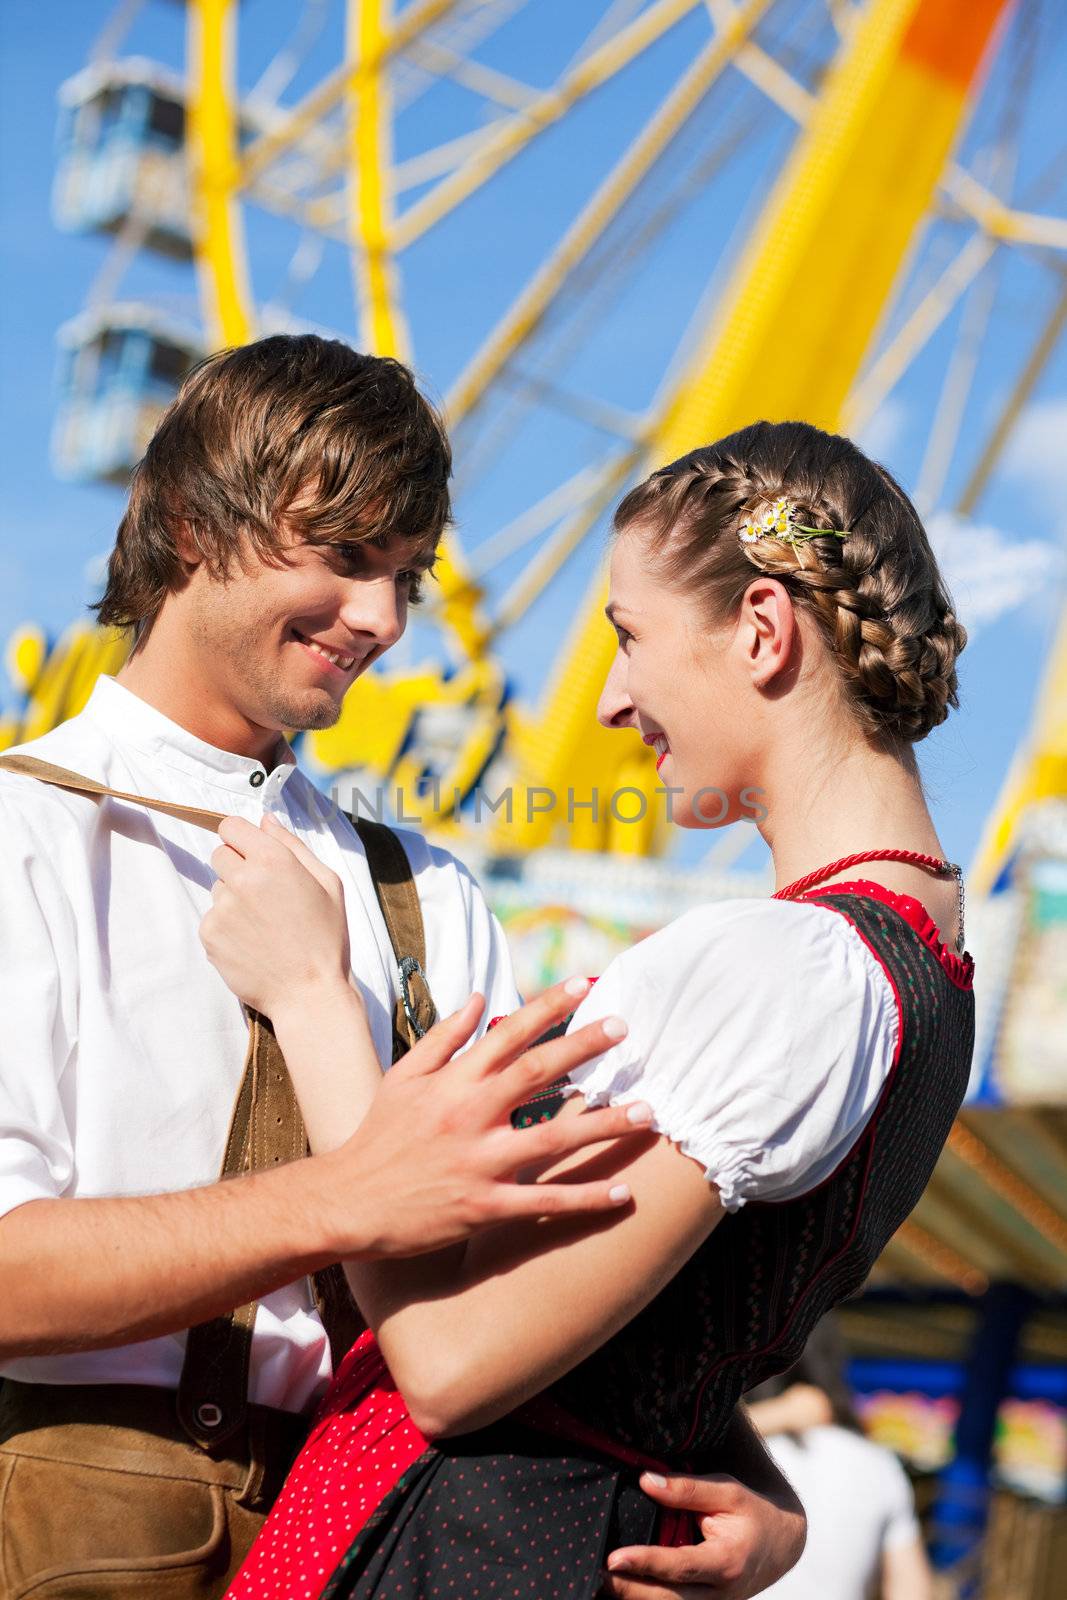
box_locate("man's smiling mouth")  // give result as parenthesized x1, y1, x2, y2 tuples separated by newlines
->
(291, 629, 358, 674)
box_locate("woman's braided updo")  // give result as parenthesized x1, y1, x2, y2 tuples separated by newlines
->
(613, 420, 967, 744)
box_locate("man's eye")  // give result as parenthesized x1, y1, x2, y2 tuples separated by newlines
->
(399, 570, 425, 605)
(329, 544, 364, 571)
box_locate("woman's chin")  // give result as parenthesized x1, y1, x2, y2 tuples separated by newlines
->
(665, 780, 738, 830)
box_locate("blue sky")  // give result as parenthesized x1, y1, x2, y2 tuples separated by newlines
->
(1, 0, 1065, 879)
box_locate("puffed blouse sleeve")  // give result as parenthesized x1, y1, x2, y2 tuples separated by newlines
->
(564, 898, 899, 1212)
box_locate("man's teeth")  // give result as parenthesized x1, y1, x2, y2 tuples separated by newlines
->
(299, 634, 355, 670)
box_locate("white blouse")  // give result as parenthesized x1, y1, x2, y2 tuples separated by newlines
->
(565, 897, 899, 1212)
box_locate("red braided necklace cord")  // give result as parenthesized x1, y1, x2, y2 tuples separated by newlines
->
(773, 849, 954, 901)
(772, 849, 966, 954)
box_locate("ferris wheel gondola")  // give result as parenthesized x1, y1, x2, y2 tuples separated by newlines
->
(52, 300, 203, 483)
(55, 58, 192, 259)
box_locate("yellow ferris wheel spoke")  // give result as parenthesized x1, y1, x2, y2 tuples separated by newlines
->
(957, 276, 1067, 519)
(969, 609, 1067, 896)
(239, 0, 463, 188)
(187, 0, 253, 347)
(446, 0, 775, 428)
(501, 0, 1014, 852)
(392, 0, 707, 251)
(348, 0, 410, 360)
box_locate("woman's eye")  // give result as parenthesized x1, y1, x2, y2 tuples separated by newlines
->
(615, 625, 632, 648)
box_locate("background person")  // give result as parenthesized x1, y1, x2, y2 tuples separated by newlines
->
(748, 1319, 935, 1600)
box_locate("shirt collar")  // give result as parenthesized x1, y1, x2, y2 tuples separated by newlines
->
(83, 675, 299, 799)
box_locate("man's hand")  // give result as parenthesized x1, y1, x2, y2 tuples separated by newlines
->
(601, 1470, 806, 1600)
(308, 980, 655, 1260)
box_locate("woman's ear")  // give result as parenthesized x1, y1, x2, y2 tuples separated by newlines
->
(741, 579, 796, 689)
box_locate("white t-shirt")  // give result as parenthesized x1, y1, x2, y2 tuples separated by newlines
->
(0, 675, 520, 1411)
(566, 898, 899, 1210)
(761, 1427, 922, 1599)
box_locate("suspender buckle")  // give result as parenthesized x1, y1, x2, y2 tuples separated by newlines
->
(398, 955, 430, 1040)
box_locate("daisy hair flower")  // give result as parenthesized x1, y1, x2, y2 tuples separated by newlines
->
(738, 498, 850, 550)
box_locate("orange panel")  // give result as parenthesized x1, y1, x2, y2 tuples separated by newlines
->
(901, 0, 1013, 89)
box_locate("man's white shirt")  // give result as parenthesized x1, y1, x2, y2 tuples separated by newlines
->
(0, 675, 520, 1411)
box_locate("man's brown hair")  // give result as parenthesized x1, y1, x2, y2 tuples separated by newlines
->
(94, 333, 452, 636)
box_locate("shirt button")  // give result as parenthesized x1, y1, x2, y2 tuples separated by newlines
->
(249, 771, 265, 788)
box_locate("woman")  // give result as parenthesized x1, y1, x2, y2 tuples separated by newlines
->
(205, 421, 975, 1599)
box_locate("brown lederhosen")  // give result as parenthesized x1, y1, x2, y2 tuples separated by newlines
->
(0, 754, 437, 1597)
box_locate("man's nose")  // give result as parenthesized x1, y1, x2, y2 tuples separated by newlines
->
(340, 578, 404, 652)
(597, 655, 635, 729)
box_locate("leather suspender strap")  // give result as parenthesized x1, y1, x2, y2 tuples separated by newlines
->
(0, 752, 229, 833)
(178, 1011, 325, 1448)
(0, 753, 436, 1442)
(348, 817, 437, 1056)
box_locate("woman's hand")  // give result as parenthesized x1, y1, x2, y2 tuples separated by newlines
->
(200, 812, 351, 1016)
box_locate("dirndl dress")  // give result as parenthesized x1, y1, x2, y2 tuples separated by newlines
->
(229, 884, 975, 1600)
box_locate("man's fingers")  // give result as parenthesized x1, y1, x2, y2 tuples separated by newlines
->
(217, 814, 269, 859)
(487, 1017, 627, 1116)
(467, 977, 593, 1079)
(209, 843, 245, 882)
(637, 1472, 739, 1513)
(493, 1176, 634, 1219)
(509, 1101, 653, 1167)
(605, 1545, 725, 1585)
(387, 996, 484, 1081)
(600, 1575, 705, 1600)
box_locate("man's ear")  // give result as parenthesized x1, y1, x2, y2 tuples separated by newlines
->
(173, 521, 202, 570)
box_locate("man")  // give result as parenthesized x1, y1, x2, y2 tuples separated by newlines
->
(0, 334, 803, 1597)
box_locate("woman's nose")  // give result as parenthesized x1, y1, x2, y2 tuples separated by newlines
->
(597, 658, 635, 729)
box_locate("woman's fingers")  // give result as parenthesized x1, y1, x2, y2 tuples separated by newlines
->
(259, 813, 342, 897)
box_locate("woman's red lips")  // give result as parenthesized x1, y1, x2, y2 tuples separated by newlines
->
(641, 730, 670, 770)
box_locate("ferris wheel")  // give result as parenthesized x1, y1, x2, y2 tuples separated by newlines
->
(47, 0, 1067, 869)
